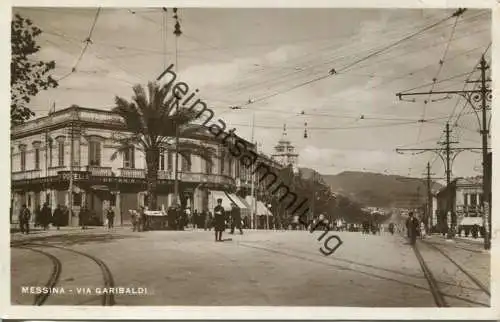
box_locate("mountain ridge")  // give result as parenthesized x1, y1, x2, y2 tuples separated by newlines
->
(299, 168, 443, 208)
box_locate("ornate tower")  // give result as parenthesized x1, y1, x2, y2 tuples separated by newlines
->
(271, 124, 299, 167)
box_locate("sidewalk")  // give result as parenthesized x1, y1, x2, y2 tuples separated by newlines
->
(10, 225, 102, 243)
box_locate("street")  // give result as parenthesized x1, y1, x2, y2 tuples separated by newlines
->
(11, 228, 490, 307)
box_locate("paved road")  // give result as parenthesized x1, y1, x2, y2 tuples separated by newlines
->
(10, 227, 490, 306)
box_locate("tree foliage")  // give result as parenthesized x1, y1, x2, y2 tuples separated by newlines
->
(112, 81, 216, 210)
(11, 13, 58, 126)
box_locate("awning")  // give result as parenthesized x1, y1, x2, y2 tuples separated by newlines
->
(244, 196, 272, 216)
(226, 193, 251, 218)
(208, 190, 233, 212)
(226, 193, 247, 209)
(460, 217, 483, 226)
(257, 201, 273, 216)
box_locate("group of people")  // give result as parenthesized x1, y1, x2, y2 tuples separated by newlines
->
(21, 203, 69, 234)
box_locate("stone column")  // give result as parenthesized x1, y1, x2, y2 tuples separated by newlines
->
(115, 191, 122, 226)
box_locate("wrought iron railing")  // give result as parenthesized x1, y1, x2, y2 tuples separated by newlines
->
(119, 168, 146, 178)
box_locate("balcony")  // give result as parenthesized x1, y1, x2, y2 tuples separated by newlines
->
(179, 172, 235, 186)
(457, 204, 482, 214)
(86, 165, 113, 177)
(119, 168, 145, 178)
(158, 170, 174, 180)
(11, 170, 41, 181)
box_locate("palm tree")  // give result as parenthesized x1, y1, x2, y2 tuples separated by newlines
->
(111, 81, 215, 210)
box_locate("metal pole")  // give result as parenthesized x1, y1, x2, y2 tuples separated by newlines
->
(444, 123, 452, 236)
(426, 162, 432, 233)
(479, 56, 490, 250)
(69, 118, 74, 225)
(250, 112, 256, 229)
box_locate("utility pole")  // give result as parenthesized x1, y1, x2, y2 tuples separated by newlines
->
(68, 113, 74, 225)
(479, 57, 491, 249)
(444, 123, 452, 186)
(396, 55, 492, 249)
(422, 162, 445, 233)
(396, 123, 481, 237)
(425, 162, 432, 231)
(250, 112, 257, 229)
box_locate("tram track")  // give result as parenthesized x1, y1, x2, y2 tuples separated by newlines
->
(412, 239, 490, 307)
(12, 243, 116, 306)
(423, 240, 490, 296)
(16, 246, 62, 306)
(238, 239, 489, 307)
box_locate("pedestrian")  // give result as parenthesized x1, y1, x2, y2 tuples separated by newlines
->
(229, 203, 244, 235)
(213, 198, 226, 242)
(406, 212, 419, 245)
(52, 204, 63, 230)
(19, 204, 31, 234)
(388, 222, 395, 235)
(34, 205, 41, 228)
(79, 206, 88, 230)
(420, 221, 426, 239)
(106, 206, 115, 230)
(40, 203, 52, 230)
(204, 210, 212, 231)
(138, 206, 147, 231)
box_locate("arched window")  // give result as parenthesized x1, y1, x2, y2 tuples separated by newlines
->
(88, 140, 101, 166)
(33, 142, 41, 170)
(205, 158, 213, 174)
(167, 150, 173, 171)
(19, 144, 27, 171)
(123, 146, 135, 168)
(56, 137, 65, 167)
(159, 148, 165, 171)
(181, 152, 191, 172)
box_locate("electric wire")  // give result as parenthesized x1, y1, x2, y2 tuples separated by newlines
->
(57, 7, 101, 82)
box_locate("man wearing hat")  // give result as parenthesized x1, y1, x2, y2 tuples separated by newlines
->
(229, 202, 243, 235)
(213, 198, 226, 241)
(406, 212, 419, 245)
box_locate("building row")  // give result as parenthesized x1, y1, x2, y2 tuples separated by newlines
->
(10, 105, 289, 227)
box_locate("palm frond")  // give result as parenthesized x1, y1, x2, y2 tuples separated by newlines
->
(110, 134, 146, 161)
(177, 141, 216, 162)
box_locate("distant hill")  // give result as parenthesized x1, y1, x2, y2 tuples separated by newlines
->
(300, 168, 442, 208)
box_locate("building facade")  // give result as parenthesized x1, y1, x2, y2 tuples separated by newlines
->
(435, 176, 484, 230)
(11, 106, 280, 227)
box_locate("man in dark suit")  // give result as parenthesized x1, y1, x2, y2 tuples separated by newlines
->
(213, 198, 226, 242)
(19, 204, 31, 234)
(229, 203, 243, 235)
(406, 212, 419, 245)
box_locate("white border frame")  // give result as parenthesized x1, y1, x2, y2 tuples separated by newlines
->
(1, 0, 499, 319)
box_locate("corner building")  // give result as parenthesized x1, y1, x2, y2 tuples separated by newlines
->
(10, 106, 280, 227)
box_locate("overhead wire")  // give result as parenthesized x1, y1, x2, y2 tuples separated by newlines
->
(236, 9, 467, 108)
(57, 7, 101, 82)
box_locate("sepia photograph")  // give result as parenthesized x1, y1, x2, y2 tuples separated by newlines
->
(7, 4, 495, 313)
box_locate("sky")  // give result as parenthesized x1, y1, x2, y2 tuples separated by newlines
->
(13, 7, 492, 180)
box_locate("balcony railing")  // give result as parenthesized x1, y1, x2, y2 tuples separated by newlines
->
(158, 170, 174, 180)
(457, 205, 482, 213)
(11, 170, 41, 181)
(119, 168, 146, 178)
(180, 172, 235, 186)
(86, 165, 113, 177)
